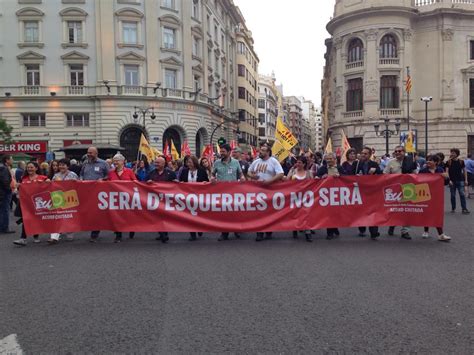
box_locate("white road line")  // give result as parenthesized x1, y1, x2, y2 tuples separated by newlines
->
(0, 334, 23, 355)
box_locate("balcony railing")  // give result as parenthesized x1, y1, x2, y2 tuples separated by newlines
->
(379, 58, 400, 65)
(343, 111, 364, 118)
(67, 86, 85, 95)
(415, 0, 474, 6)
(380, 108, 402, 116)
(345, 61, 364, 70)
(23, 86, 41, 95)
(120, 85, 144, 96)
(166, 89, 184, 98)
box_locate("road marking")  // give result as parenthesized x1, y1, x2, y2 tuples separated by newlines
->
(0, 334, 23, 355)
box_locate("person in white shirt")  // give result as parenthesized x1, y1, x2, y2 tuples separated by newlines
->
(248, 143, 284, 241)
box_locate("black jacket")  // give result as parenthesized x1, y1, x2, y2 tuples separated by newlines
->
(351, 160, 382, 175)
(179, 168, 209, 183)
(0, 164, 12, 200)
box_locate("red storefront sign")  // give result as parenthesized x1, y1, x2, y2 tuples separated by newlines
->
(0, 141, 48, 154)
(63, 140, 93, 147)
(19, 175, 444, 236)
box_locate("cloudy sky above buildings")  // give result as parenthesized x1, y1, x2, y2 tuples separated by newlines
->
(234, 0, 334, 107)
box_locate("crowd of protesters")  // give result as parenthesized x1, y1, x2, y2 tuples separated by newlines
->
(1, 142, 472, 247)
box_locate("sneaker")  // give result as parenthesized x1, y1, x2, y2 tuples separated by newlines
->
(13, 239, 27, 246)
(438, 234, 452, 242)
(401, 233, 412, 240)
(33, 237, 41, 244)
(358, 232, 366, 237)
(197, 232, 203, 237)
(388, 226, 395, 236)
(305, 233, 313, 242)
(47, 239, 59, 245)
(370, 232, 380, 240)
(451, 209, 456, 213)
(422, 232, 430, 239)
(462, 209, 470, 215)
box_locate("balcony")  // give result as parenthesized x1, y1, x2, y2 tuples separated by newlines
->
(345, 61, 364, 70)
(380, 108, 402, 116)
(67, 86, 85, 95)
(379, 58, 400, 66)
(120, 85, 144, 96)
(166, 89, 184, 98)
(343, 111, 364, 118)
(22, 86, 41, 96)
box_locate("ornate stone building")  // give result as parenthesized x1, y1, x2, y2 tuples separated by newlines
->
(323, 0, 474, 156)
(0, 0, 255, 160)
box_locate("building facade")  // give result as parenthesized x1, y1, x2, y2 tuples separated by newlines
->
(283, 96, 304, 148)
(235, 14, 259, 150)
(257, 73, 278, 144)
(0, 0, 254, 160)
(323, 0, 474, 156)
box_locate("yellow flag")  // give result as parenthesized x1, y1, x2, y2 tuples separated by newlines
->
(275, 117, 298, 151)
(139, 134, 156, 163)
(272, 140, 290, 162)
(324, 137, 333, 154)
(170, 139, 180, 161)
(152, 147, 162, 157)
(406, 131, 416, 153)
(340, 131, 352, 163)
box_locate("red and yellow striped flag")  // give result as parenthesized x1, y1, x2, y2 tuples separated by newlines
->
(405, 74, 412, 94)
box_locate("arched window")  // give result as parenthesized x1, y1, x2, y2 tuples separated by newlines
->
(379, 34, 397, 58)
(348, 38, 363, 63)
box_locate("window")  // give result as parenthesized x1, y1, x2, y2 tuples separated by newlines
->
(380, 76, 399, 109)
(470, 40, 474, 60)
(470, 79, 474, 108)
(193, 75, 200, 91)
(165, 69, 177, 89)
(208, 47, 212, 66)
(221, 34, 224, 48)
(24, 21, 39, 43)
(66, 113, 89, 127)
(346, 78, 363, 111)
(221, 61, 225, 80)
(215, 55, 219, 74)
(123, 22, 138, 44)
(124, 65, 139, 86)
(67, 21, 82, 43)
(163, 27, 176, 49)
(259, 113, 265, 124)
(192, 0, 200, 19)
(238, 64, 245, 77)
(22, 113, 45, 127)
(238, 109, 245, 121)
(214, 25, 218, 41)
(192, 36, 200, 57)
(238, 42, 245, 55)
(258, 99, 265, 109)
(162, 0, 174, 9)
(348, 38, 363, 63)
(70, 64, 84, 86)
(380, 34, 397, 58)
(206, 15, 210, 32)
(238, 87, 246, 99)
(26, 64, 40, 86)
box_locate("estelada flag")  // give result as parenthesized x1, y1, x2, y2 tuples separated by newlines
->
(406, 131, 416, 153)
(181, 140, 191, 159)
(340, 130, 352, 164)
(170, 139, 180, 161)
(201, 144, 214, 163)
(325, 137, 333, 154)
(275, 117, 298, 151)
(139, 134, 156, 163)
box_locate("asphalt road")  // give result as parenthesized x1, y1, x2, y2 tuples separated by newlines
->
(1, 193, 473, 353)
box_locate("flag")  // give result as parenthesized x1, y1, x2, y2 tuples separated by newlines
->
(230, 140, 237, 151)
(340, 130, 352, 164)
(251, 146, 258, 159)
(139, 134, 156, 163)
(406, 130, 416, 153)
(272, 140, 290, 162)
(181, 140, 191, 158)
(201, 144, 214, 163)
(325, 137, 333, 154)
(406, 73, 412, 94)
(152, 147, 162, 157)
(170, 139, 180, 161)
(275, 117, 298, 151)
(163, 139, 171, 160)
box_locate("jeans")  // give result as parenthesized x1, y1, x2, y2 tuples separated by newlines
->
(450, 181, 467, 211)
(0, 191, 12, 232)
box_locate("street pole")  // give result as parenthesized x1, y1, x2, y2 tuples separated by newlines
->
(425, 100, 428, 156)
(407, 66, 410, 132)
(384, 118, 389, 156)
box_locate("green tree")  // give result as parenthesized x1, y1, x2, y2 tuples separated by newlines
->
(0, 118, 13, 144)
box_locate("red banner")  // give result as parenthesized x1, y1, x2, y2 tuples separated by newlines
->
(19, 175, 444, 235)
(0, 141, 48, 154)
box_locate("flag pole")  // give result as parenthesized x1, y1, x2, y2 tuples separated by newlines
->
(406, 66, 410, 132)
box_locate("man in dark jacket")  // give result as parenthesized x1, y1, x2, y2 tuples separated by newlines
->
(351, 147, 382, 240)
(0, 155, 14, 234)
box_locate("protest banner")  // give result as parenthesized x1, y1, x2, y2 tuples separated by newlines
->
(20, 175, 444, 235)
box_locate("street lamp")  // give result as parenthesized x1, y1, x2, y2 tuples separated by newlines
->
(374, 117, 401, 155)
(133, 106, 156, 132)
(421, 96, 432, 156)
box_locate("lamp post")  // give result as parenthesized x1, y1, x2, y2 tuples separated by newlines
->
(421, 96, 432, 156)
(210, 118, 225, 146)
(374, 117, 401, 155)
(133, 106, 156, 132)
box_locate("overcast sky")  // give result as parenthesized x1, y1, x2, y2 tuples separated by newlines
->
(233, 0, 334, 107)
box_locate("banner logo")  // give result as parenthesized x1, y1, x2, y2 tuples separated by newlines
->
(384, 183, 431, 204)
(32, 190, 80, 212)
